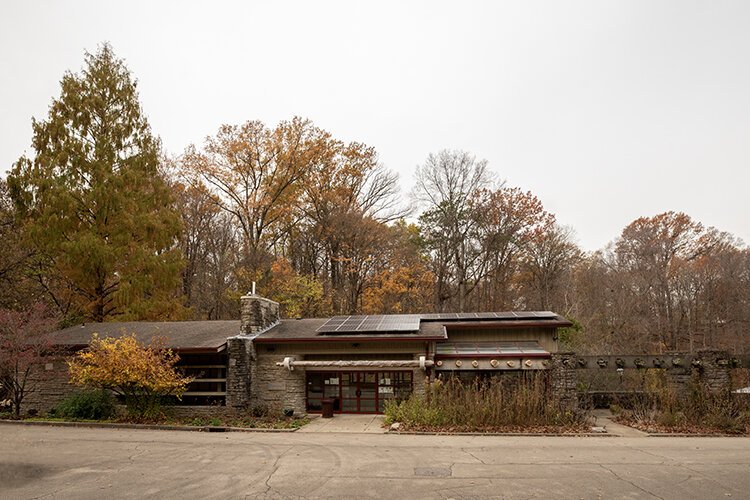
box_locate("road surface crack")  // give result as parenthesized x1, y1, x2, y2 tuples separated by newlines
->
(599, 464, 664, 499)
(261, 445, 294, 497)
(462, 448, 487, 464)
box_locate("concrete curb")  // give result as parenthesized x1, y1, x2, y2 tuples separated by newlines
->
(387, 430, 619, 437)
(646, 432, 750, 438)
(0, 419, 300, 433)
(388, 429, 748, 437)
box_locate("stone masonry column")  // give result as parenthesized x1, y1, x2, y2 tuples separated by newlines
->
(226, 336, 252, 409)
(665, 350, 732, 397)
(550, 352, 578, 411)
(695, 349, 732, 394)
(225, 293, 281, 410)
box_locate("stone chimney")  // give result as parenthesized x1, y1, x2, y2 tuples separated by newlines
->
(240, 293, 280, 336)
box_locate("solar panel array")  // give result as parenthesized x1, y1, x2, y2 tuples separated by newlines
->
(317, 315, 421, 334)
(420, 311, 557, 321)
(316, 311, 560, 334)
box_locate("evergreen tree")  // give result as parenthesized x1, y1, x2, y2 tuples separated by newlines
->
(8, 44, 184, 322)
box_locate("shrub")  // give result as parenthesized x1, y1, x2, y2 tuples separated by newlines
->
(68, 334, 193, 420)
(616, 372, 750, 433)
(54, 390, 116, 420)
(250, 404, 268, 418)
(384, 374, 589, 430)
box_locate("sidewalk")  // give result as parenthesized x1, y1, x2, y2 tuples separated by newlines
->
(592, 408, 648, 437)
(297, 414, 387, 433)
(298, 410, 641, 436)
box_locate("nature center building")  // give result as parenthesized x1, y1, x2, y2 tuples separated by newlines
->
(38, 293, 572, 415)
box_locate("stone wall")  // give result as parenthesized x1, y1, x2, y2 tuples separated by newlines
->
(253, 352, 306, 415)
(22, 356, 77, 415)
(550, 352, 578, 411)
(666, 349, 732, 396)
(250, 348, 430, 415)
(695, 349, 732, 393)
(665, 352, 692, 397)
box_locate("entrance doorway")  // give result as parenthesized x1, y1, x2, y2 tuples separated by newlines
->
(306, 371, 413, 414)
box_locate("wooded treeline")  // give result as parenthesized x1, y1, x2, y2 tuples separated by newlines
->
(2, 45, 748, 354)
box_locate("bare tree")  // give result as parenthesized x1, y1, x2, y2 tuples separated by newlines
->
(296, 140, 405, 313)
(172, 180, 241, 319)
(413, 150, 495, 311)
(470, 187, 554, 310)
(518, 224, 581, 312)
(570, 212, 750, 354)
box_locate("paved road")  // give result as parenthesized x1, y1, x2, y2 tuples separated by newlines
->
(1, 424, 748, 499)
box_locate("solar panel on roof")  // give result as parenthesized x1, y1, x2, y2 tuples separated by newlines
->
(316, 314, 420, 333)
(494, 312, 516, 319)
(531, 311, 557, 318)
(419, 311, 559, 322)
(317, 311, 562, 332)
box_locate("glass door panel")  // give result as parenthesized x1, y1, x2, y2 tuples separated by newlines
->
(306, 372, 325, 412)
(307, 372, 341, 412)
(358, 372, 377, 413)
(341, 372, 358, 412)
(359, 398, 376, 413)
(308, 370, 414, 414)
(360, 372, 376, 398)
(342, 398, 358, 412)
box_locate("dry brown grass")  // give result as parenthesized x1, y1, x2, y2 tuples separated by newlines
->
(384, 374, 591, 432)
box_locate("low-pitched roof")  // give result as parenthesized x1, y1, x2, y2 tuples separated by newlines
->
(49, 321, 239, 351)
(47, 311, 572, 349)
(253, 312, 570, 343)
(254, 318, 447, 343)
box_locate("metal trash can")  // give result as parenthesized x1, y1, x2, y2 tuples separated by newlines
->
(321, 398, 334, 418)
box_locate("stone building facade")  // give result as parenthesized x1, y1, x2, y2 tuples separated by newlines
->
(28, 293, 592, 416)
(224, 294, 573, 415)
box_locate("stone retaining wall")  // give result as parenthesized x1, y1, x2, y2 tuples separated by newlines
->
(22, 356, 76, 415)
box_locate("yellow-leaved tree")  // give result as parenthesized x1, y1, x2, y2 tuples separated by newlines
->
(68, 334, 193, 419)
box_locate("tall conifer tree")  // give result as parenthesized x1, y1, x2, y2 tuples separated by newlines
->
(8, 44, 184, 322)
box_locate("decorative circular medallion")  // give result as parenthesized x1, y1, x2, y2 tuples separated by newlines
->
(524, 359, 533, 367)
(455, 360, 463, 367)
(471, 360, 479, 368)
(436, 360, 443, 367)
(506, 360, 516, 367)
(490, 359, 499, 367)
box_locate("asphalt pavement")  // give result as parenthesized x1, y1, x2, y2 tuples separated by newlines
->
(1, 423, 748, 499)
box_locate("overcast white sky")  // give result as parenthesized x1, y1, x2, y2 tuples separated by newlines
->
(1, 1, 748, 250)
